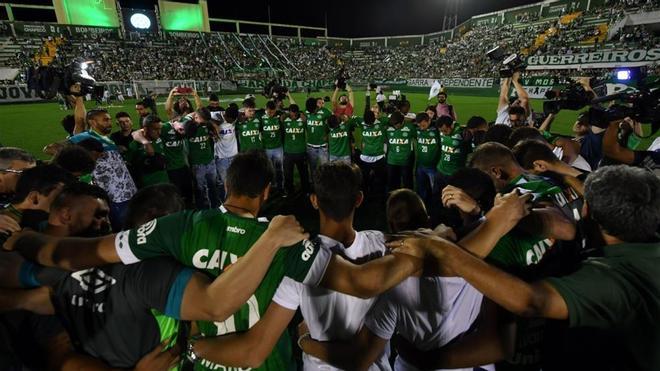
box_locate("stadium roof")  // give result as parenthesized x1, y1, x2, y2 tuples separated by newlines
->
(120, 0, 542, 37)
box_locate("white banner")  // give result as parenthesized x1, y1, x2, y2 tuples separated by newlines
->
(526, 48, 660, 70)
(408, 78, 496, 88)
(0, 84, 41, 103)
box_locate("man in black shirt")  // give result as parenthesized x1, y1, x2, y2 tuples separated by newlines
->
(110, 111, 134, 154)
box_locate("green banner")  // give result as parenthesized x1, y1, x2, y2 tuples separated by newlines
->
(327, 38, 350, 48)
(12, 22, 119, 39)
(355, 38, 386, 48)
(389, 36, 422, 47)
(473, 14, 501, 27)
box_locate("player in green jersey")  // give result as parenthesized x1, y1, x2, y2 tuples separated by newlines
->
(125, 115, 169, 188)
(414, 113, 440, 207)
(327, 115, 356, 164)
(386, 112, 415, 191)
(238, 100, 263, 152)
(436, 115, 471, 180)
(183, 108, 219, 209)
(282, 103, 311, 196)
(161, 117, 193, 207)
(357, 110, 388, 197)
(261, 100, 284, 191)
(304, 98, 331, 179)
(9, 151, 425, 371)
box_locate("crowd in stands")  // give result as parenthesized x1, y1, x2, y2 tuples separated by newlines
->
(1, 55, 659, 371)
(2, 0, 658, 83)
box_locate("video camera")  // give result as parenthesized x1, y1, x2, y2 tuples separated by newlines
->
(263, 79, 288, 101)
(384, 90, 406, 115)
(542, 68, 660, 133)
(27, 58, 96, 100)
(486, 46, 527, 78)
(335, 67, 350, 90)
(542, 79, 594, 115)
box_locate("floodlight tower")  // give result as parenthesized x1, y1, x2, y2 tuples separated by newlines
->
(442, 0, 462, 30)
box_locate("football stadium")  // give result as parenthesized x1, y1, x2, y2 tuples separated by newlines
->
(0, 0, 659, 370)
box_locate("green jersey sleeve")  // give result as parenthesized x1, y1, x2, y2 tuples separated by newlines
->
(114, 210, 195, 264)
(283, 237, 333, 286)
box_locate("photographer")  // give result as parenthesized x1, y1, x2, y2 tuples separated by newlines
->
(332, 83, 354, 118)
(407, 165, 660, 370)
(603, 118, 660, 171)
(496, 72, 531, 127)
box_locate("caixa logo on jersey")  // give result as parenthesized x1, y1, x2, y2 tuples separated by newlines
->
(136, 219, 158, 245)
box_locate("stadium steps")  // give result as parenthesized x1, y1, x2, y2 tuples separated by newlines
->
(560, 11, 583, 25)
(581, 23, 609, 44)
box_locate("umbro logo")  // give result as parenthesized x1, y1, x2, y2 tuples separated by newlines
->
(71, 269, 117, 294)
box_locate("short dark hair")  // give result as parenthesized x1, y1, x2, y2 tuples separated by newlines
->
(386, 189, 429, 232)
(448, 168, 496, 213)
(61, 115, 75, 136)
(226, 150, 274, 198)
(416, 112, 430, 124)
(243, 99, 256, 109)
(483, 124, 513, 147)
(224, 106, 239, 121)
(142, 114, 162, 128)
(509, 106, 526, 117)
(313, 162, 362, 222)
(584, 165, 660, 242)
(509, 127, 545, 147)
(466, 116, 488, 130)
(363, 110, 376, 125)
(425, 105, 436, 112)
(512, 140, 558, 170)
(438, 91, 447, 97)
(13, 164, 75, 203)
(135, 100, 147, 107)
(437, 115, 453, 128)
(289, 104, 299, 113)
(86, 109, 108, 122)
(266, 100, 277, 110)
(209, 93, 219, 102)
(51, 181, 108, 211)
(0, 147, 35, 168)
(389, 111, 404, 126)
(77, 138, 104, 153)
(124, 183, 184, 229)
(305, 97, 317, 113)
(53, 145, 95, 175)
(115, 111, 131, 120)
(469, 142, 517, 171)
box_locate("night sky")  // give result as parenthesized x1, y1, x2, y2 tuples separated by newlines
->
(120, 0, 541, 37)
(4, 0, 541, 37)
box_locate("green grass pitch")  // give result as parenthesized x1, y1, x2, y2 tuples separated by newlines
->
(0, 91, 657, 160)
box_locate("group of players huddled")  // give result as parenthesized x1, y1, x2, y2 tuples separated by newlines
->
(0, 74, 659, 371)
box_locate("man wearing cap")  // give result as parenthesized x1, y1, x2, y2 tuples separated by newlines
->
(183, 107, 220, 209)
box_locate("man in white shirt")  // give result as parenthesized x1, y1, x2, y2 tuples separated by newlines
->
(495, 72, 531, 127)
(213, 106, 239, 201)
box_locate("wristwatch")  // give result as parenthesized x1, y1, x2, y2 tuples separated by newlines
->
(186, 335, 202, 363)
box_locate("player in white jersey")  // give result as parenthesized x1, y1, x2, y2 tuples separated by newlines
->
(298, 189, 535, 371)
